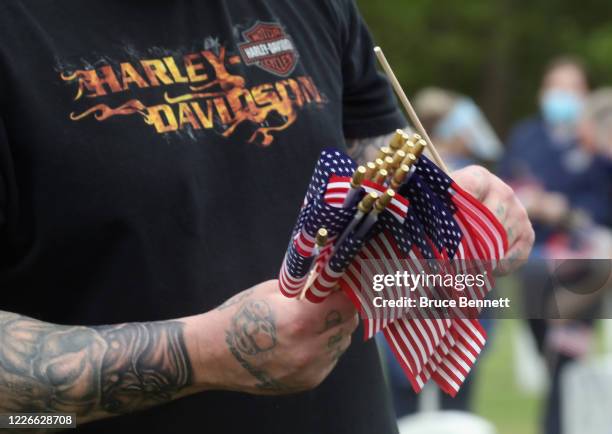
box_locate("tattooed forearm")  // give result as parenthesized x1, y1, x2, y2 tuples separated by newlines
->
(216, 288, 255, 311)
(0, 311, 192, 420)
(225, 300, 289, 392)
(345, 126, 410, 164)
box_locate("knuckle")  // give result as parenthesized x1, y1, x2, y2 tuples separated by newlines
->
(305, 374, 325, 390)
(526, 225, 535, 245)
(516, 204, 529, 223)
(300, 367, 330, 390)
(500, 183, 515, 200)
(473, 165, 491, 178)
(288, 315, 313, 336)
(462, 166, 489, 196)
(294, 348, 316, 370)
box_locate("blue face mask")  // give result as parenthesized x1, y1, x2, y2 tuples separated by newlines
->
(540, 90, 584, 126)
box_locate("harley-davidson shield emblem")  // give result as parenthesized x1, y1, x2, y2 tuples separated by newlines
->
(238, 22, 299, 77)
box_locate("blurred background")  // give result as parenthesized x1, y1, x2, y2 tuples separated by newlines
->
(357, 1, 612, 433)
(358, 0, 612, 137)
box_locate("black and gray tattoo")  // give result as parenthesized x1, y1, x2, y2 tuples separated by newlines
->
(318, 310, 342, 334)
(345, 127, 410, 164)
(216, 288, 255, 311)
(225, 300, 288, 392)
(320, 310, 346, 361)
(327, 329, 345, 362)
(0, 311, 192, 417)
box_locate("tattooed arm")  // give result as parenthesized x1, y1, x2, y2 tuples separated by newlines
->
(0, 280, 359, 424)
(0, 311, 199, 423)
(345, 127, 410, 164)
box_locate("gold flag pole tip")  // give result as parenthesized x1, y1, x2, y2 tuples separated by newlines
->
(373, 168, 389, 185)
(402, 152, 418, 167)
(413, 139, 427, 158)
(375, 189, 395, 213)
(376, 146, 393, 160)
(401, 139, 415, 154)
(392, 150, 407, 168)
(389, 130, 405, 151)
(365, 162, 378, 179)
(358, 192, 379, 213)
(391, 164, 410, 190)
(351, 166, 367, 188)
(383, 156, 394, 170)
(315, 228, 328, 247)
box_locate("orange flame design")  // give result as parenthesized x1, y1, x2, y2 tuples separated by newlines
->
(69, 99, 148, 122)
(164, 47, 300, 146)
(61, 71, 90, 101)
(62, 47, 325, 146)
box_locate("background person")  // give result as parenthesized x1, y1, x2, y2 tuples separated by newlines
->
(500, 56, 612, 434)
(414, 87, 504, 170)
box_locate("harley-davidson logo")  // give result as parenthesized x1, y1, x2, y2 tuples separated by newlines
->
(238, 21, 299, 77)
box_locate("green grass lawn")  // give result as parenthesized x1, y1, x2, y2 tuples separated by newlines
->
(472, 320, 543, 434)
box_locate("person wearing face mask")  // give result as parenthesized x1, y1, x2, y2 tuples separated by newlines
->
(414, 87, 504, 171)
(499, 58, 612, 434)
(500, 56, 610, 229)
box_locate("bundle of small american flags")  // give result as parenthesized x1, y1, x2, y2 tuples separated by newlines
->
(279, 132, 507, 397)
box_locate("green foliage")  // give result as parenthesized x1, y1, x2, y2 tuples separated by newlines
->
(357, 0, 612, 137)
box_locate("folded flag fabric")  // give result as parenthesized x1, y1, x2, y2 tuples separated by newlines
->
(278, 145, 508, 397)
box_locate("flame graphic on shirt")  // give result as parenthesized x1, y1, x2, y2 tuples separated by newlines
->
(60, 45, 326, 146)
(69, 99, 149, 122)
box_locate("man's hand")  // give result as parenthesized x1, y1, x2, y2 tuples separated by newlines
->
(452, 165, 535, 274)
(188, 281, 358, 395)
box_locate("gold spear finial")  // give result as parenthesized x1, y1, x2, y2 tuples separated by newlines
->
(376, 146, 393, 160)
(315, 228, 329, 248)
(365, 161, 378, 179)
(374, 189, 395, 213)
(391, 150, 407, 169)
(383, 156, 394, 170)
(373, 168, 389, 184)
(391, 164, 410, 190)
(402, 153, 418, 167)
(401, 140, 416, 155)
(413, 139, 427, 158)
(358, 192, 379, 213)
(351, 166, 367, 188)
(389, 129, 405, 151)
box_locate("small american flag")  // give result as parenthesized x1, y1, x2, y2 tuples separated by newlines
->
(279, 148, 507, 397)
(279, 150, 355, 298)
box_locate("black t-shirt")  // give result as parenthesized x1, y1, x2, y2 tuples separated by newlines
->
(0, 1, 405, 432)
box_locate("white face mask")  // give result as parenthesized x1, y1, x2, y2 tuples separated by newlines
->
(540, 89, 585, 127)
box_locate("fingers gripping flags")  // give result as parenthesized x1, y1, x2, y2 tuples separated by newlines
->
(278, 148, 508, 396)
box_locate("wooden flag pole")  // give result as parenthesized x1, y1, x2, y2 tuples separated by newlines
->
(373, 46, 451, 175)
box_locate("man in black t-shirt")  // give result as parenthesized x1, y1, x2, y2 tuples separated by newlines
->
(0, 1, 534, 433)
